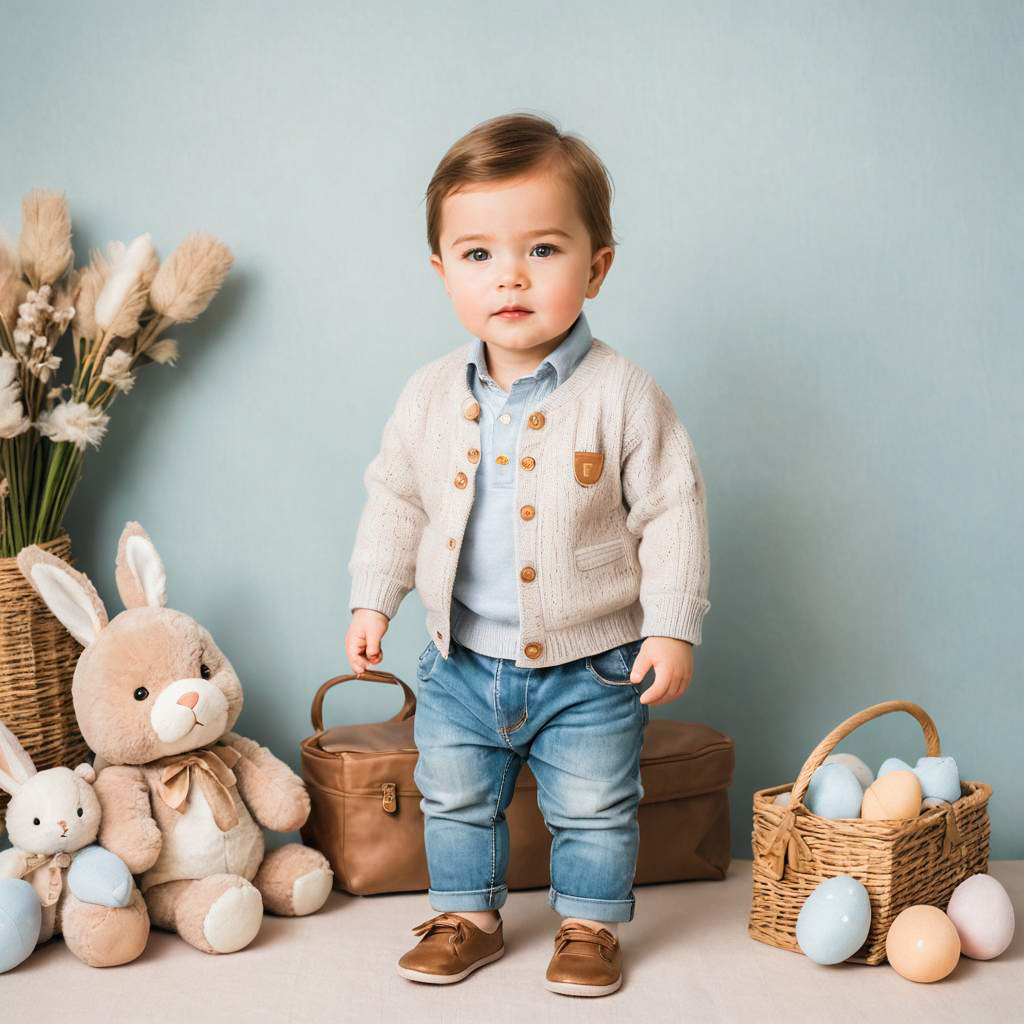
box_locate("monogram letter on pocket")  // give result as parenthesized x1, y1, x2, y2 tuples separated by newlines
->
(573, 451, 604, 486)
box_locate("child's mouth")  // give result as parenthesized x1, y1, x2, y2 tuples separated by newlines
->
(495, 310, 532, 319)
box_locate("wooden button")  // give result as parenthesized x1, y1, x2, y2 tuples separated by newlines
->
(447, 537, 456, 550)
(463, 400, 480, 421)
(527, 412, 545, 430)
(520, 566, 536, 583)
(467, 448, 480, 463)
(454, 471, 468, 489)
(495, 454, 509, 465)
(520, 505, 535, 521)
(523, 642, 543, 659)
(520, 456, 535, 471)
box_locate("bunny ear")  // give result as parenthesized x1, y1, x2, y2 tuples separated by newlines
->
(115, 521, 167, 609)
(0, 720, 37, 796)
(17, 545, 109, 647)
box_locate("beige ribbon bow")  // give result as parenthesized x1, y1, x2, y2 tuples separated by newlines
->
(154, 745, 243, 833)
(21, 852, 72, 907)
(761, 806, 815, 879)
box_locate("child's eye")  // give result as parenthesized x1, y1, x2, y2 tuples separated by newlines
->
(462, 248, 489, 262)
(532, 243, 559, 257)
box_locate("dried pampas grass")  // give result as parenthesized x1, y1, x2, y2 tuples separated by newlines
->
(150, 232, 234, 324)
(18, 190, 74, 288)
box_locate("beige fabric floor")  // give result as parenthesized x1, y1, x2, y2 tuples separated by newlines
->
(4, 859, 1021, 1023)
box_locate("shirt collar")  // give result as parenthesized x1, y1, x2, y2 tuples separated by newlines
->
(466, 310, 593, 390)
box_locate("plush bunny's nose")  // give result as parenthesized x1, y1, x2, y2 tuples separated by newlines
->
(177, 691, 200, 709)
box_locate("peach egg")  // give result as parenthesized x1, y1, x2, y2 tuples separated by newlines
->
(861, 769, 922, 821)
(886, 905, 961, 982)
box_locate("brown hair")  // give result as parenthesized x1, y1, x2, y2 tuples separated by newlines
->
(425, 112, 617, 257)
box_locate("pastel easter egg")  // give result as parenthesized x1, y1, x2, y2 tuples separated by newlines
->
(823, 752, 875, 790)
(861, 770, 922, 821)
(806, 764, 864, 819)
(878, 757, 913, 778)
(796, 875, 872, 965)
(946, 873, 1015, 960)
(913, 756, 962, 803)
(0, 878, 42, 974)
(773, 791, 792, 807)
(68, 844, 134, 909)
(886, 905, 961, 982)
(921, 797, 951, 813)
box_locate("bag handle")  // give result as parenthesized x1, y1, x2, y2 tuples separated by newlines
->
(789, 699, 941, 806)
(310, 670, 417, 733)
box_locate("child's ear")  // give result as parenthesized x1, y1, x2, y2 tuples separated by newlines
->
(17, 545, 109, 647)
(0, 720, 37, 796)
(114, 521, 167, 609)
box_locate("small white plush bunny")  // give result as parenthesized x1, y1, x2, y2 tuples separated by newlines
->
(0, 720, 149, 971)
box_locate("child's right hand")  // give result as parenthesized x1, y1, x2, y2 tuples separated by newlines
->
(346, 608, 391, 674)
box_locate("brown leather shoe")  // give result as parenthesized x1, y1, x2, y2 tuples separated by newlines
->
(397, 912, 504, 984)
(544, 921, 622, 996)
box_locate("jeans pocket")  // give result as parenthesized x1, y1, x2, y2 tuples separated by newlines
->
(416, 640, 438, 680)
(586, 639, 644, 687)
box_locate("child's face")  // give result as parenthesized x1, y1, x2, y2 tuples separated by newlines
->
(430, 169, 613, 356)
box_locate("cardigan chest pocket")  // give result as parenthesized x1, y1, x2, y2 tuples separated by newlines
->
(574, 536, 627, 572)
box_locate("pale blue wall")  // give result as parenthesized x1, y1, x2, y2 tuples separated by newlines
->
(2, 2, 1020, 859)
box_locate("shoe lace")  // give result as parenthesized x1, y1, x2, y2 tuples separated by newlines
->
(411, 912, 471, 947)
(554, 924, 618, 961)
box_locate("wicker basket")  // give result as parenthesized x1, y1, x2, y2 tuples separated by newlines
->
(749, 700, 991, 965)
(0, 531, 89, 835)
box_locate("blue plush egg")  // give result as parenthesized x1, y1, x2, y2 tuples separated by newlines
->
(805, 763, 863, 819)
(0, 878, 42, 974)
(68, 844, 134, 908)
(878, 757, 913, 778)
(913, 756, 961, 803)
(796, 875, 872, 965)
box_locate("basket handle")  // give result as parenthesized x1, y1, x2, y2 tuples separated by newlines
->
(310, 669, 417, 733)
(790, 700, 941, 806)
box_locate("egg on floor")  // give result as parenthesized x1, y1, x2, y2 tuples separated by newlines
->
(885, 905, 961, 982)
(796, 875, 872, 965)
(945, 874, 1015, 960)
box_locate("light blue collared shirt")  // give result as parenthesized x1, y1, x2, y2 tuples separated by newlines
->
(450, 310, 594, 658)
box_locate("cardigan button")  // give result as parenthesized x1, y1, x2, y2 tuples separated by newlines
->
(436, 631, 442, 641)
(463, 400, 480, 421)
(447, 537, 456, 550)
(454, 471, 468, 489)
(527, 411, 545, 430)
(523, 642, 543, 660)
(467, 448, 480, 463)
(520, 505, 535, 521)
(520, 566, 536, 583)
(495, 454, 509, 465)
(520, 456, 535, 471)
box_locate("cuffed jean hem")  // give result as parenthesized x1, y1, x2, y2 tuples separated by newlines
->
(548, 887, 636, 923)
(428, 885, 509, 912)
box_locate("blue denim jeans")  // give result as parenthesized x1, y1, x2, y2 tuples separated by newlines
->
(413, 635, 650, 923)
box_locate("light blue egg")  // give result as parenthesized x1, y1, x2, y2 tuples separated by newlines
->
(796, 875, 872, 965)
(878, 757, 913, 778)
(68, 844, 135, 908)
(822, 752, 875, 790)
(805, 763, 863, 819)
(0, 878, 42, 974)
(913, 756, 961, 803)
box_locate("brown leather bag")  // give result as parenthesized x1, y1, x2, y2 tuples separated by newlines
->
(299, 669, 734, 896)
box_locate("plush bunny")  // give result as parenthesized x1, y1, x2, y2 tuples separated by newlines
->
(0, 720, 149, 970)
(16, 522, 333, 956)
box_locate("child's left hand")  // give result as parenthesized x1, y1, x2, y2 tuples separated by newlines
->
(629, 636, 694, 706)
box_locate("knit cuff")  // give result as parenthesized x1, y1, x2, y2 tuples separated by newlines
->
(640, 593, 710, 646)
(348, 570, 410, 621)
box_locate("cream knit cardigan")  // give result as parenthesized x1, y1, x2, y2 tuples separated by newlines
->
(348, 337, 710, 668)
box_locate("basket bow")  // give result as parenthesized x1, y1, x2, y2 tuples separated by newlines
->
(761, 805, 814, 879)
(154, 745, 242, 832)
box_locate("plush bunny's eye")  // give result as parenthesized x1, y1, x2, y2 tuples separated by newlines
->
(200, 663, 211, 680)
(33, 818, 40, 826)
(133, 687, 149, 701)
(77, 807, 84, 818)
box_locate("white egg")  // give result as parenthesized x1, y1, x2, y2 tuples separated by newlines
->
(823, 752, 874, 790)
